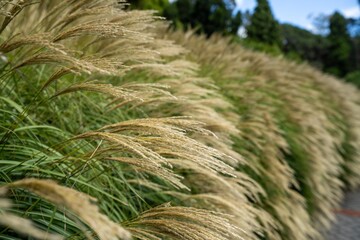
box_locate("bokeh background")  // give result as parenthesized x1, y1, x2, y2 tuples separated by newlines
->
(129, 0, 360, 85)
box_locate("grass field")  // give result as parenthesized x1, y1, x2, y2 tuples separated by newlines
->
(1, 1, 360, 240)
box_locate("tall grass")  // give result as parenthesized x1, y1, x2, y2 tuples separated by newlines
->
(0, 1, 242, 239)
(163, 30, 360, 239)
(0, 1, 360, 240)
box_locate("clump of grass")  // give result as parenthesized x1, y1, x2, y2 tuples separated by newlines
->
(0, 188, 63, 240)
(126, 203, 242, 240)
(164, 30, 360, 239)
(0, 1, 245, 239)
(3, 178, 132, 240)
(1, 1, 360, 240)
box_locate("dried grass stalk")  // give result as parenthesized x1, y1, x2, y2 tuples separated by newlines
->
(0, 189, 63, 240)
(4, 178, 132, 240)
(71, 117, 236, 189)
(162, 29, 356, 239)
(126, 203, 243, 240)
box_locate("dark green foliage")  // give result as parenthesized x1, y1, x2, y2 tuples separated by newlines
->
(163, 0, 242, 36)
(349, 36, 360, 73)
(345, 71, 360, 87)
(163, 0, 191, 29)
(246, 0, 281, 46)
(324, 12, 352, 77)
(281, 24, 329, 69)
(231, 11, 243, 35)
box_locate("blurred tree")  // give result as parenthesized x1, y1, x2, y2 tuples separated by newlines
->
(348, 19, 360, 73)
(311, 13, 330, 35)
(163, 0, 242, 36)
(281, 24, 329, 69)
(242, 9, 252, 27)
(324, 11, 352, 77)
(230, 11, 243, 35)
(169, 0, 192, 26)
(246, 0, 281, 46)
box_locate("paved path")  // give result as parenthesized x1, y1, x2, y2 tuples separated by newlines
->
(326, 190, 360, 240)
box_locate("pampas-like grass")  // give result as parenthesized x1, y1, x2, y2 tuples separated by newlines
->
(0, 1, 248, 239)
(1, 0, 360, 239)
(126, 203, 242, 240)
(126, 52, 274, 239)
(163, 29, 360, 239)
(72, 117, 236, 180)
(0, 189, 63, 240)
(3, 179, 132, 240)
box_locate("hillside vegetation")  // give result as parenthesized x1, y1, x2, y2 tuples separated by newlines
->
(0, 1, 360, 240)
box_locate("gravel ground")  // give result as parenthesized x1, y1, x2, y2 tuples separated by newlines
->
(326, 190, 360, 240)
